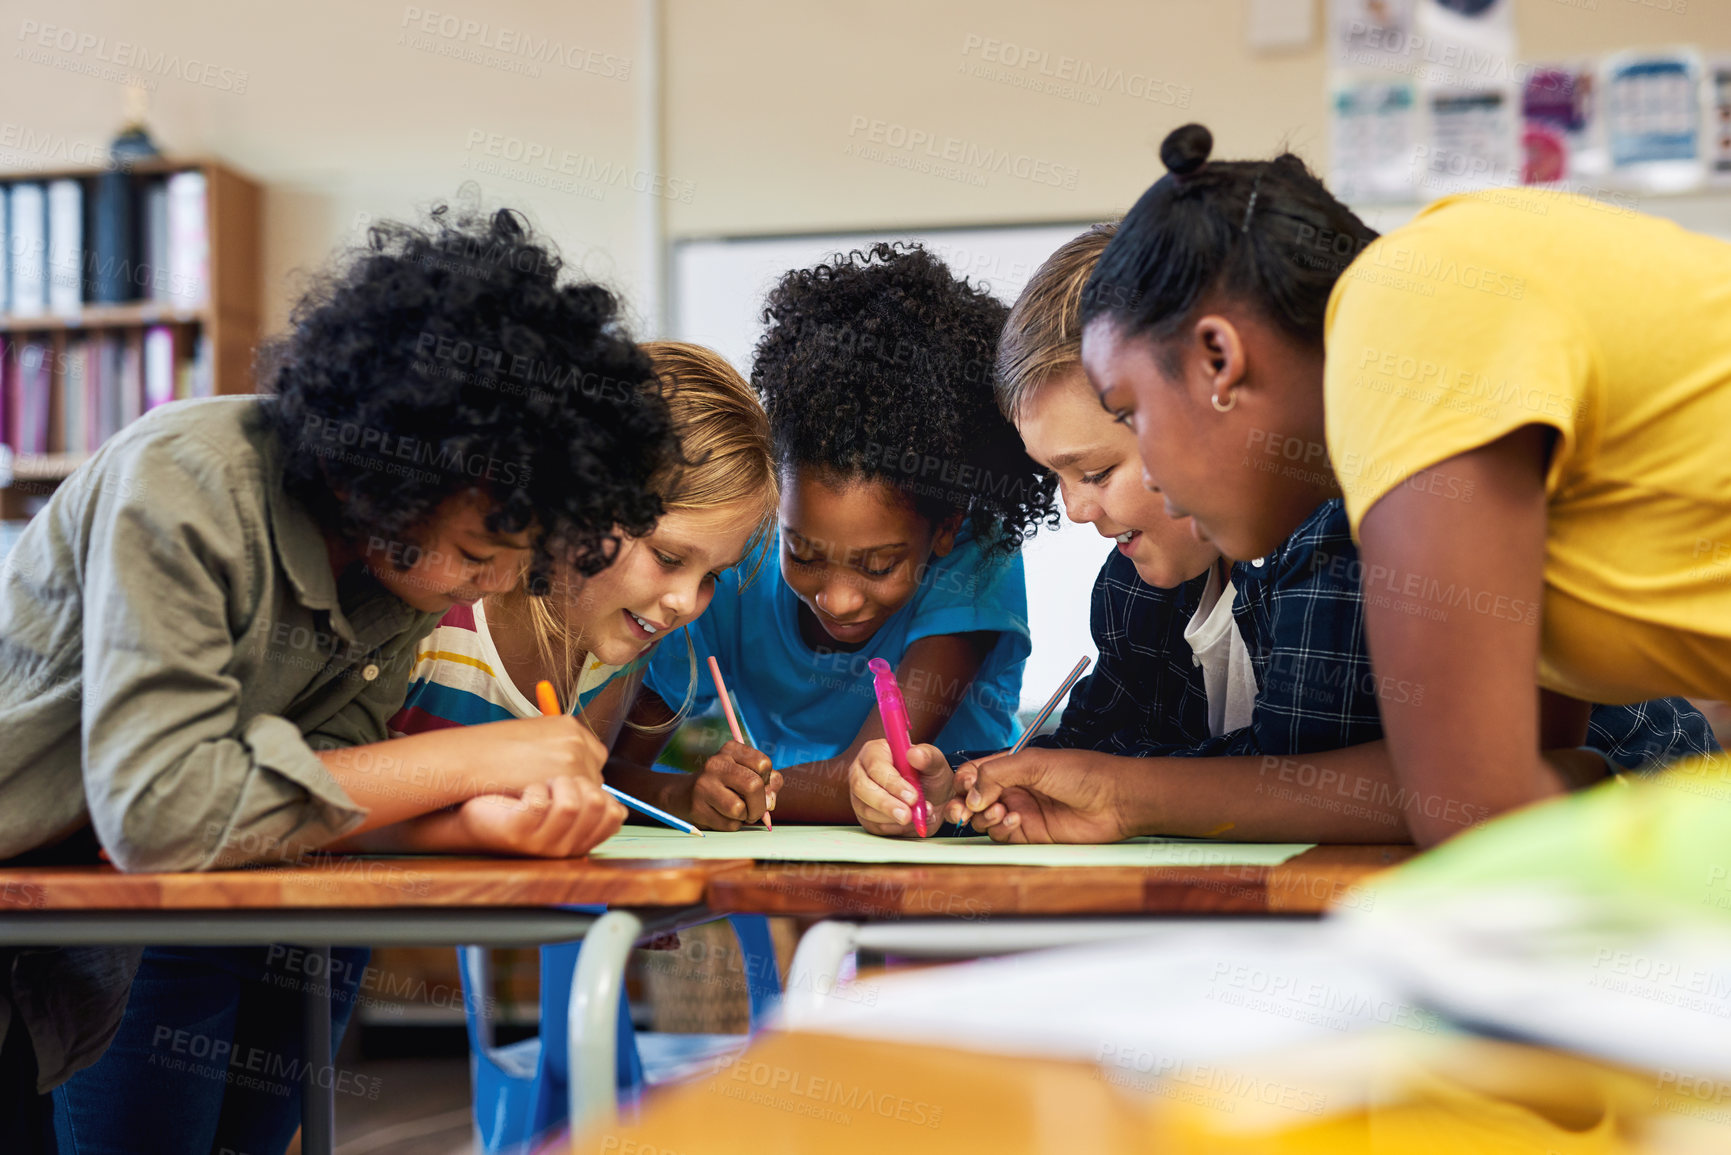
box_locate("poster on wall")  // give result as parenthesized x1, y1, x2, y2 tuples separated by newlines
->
(1415, 0, 1514, 90)
(1522, 64, 1602, 185)
(1330, 0, 1417, 77)
(1603, 49, 1705, 191)
(1710, 57, 1731, 185)
(1331, 79, 1420, 202)
(1421, 87, 1519, 196)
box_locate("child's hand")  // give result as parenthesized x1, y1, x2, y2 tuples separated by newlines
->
(950, 749, 1125, 844)
(471, 715, 611, 793)
(849, 739, 952, 837)
(690, 740, 782, 831)
(456, 776, 626, 857)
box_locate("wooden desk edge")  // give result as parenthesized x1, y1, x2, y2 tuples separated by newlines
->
(703, 844, 1415, 917)
(1266, 844, 1417, 912)
(0, 857, 758, 911)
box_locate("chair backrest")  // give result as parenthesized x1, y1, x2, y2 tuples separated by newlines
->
(730, 914, 782, 1030)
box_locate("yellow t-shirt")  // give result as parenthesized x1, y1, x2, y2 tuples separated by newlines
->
(1323, 188, 1731, 704)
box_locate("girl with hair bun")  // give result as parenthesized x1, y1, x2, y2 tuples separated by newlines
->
(917, 216, 1714, 848)
(1072, 121, 1731, 848)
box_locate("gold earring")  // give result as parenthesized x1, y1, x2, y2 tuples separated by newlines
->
(1211, 391, 1236, 413)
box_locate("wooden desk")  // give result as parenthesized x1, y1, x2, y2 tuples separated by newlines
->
(703, 844, 1419, 1060)
(0, 844, 1413, 1148)
(0, 855, 746, 912)
(0, 855, 752, 1155)
(705, 845, 1416, 918)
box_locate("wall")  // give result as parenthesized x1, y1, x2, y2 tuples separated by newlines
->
(1, 0, 658, 334)
(663, 0, 1731, 238)
(1, 0, 1727, 335)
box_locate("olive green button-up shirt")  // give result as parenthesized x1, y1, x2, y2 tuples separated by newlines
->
(0, 395, 443, 1089)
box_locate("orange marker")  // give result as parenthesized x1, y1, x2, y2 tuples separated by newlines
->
(535, 679, 562, 718)
(707, 656, 772, 830)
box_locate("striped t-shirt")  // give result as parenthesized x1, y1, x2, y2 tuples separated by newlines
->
(388, 601, 647, 736)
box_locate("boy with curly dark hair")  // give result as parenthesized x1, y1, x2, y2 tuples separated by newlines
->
(615, 242, 1058, 829)
(0, 203, 673, 1148)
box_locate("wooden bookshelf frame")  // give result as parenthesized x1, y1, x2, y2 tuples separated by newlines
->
(1, 158, 260, 513)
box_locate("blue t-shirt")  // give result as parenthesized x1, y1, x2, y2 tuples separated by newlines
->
(644, 527, 1031, 765)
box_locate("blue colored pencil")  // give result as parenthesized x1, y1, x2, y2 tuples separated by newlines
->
(603, 784, 704, 837)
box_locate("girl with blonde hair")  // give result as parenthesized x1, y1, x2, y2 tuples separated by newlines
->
(378, 340, 779, 855)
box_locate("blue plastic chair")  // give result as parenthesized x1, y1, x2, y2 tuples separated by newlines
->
(458, 914, 780, 1154)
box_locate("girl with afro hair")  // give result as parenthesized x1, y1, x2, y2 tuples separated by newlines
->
(6, 201, 676, 1148)
(612, 242, 1058, 832)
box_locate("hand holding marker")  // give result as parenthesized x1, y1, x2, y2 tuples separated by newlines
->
(534, 680, 703, 837)
(708, 656, 772, 830)
(868, 657, 927, 837)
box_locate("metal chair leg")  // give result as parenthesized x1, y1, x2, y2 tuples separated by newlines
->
(781, 920, 862, 1024)
(299, 943, 336, 1155)
(567, 910, 644, 1134)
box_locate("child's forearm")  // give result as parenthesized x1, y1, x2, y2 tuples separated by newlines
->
(1120, 742, 1416, 842)
(318, 716, 609, 835)
(316, 731, 502, 834)
(1126, 741, 1600, 843)
(327, 807, 476, 854)
(1011, 743, 1412, 842)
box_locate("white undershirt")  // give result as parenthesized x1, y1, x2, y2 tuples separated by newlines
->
(1181, 565, 1260, 737)
(472, 600, 622, 718)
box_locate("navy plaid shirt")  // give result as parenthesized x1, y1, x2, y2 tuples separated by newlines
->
(1033, 499, 1718, 770)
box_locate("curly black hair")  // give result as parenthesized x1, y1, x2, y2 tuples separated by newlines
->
(752, 242, 1057, 553)
(263, 200, 678, 583)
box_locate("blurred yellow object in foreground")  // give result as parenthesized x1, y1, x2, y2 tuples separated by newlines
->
(569, 1028, 1731, 1154)
(1147, 1029, 1730, 1155)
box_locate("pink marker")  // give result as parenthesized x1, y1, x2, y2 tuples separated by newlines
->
(868, 658, 927, 837)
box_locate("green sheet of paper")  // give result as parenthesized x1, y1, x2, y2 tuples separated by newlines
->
(592, 824, 1313, 867)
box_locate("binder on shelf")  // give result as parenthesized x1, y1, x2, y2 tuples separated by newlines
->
(143, 179, 170, 303)
(47, 179, 83, 316)
(165, 171, 208, 308)
(14, 341, 50, 455)
(95, 333, 124, 446)
(90, 169, 136, 305)
(119, 329, 144, 426)
(8, 183, 47, 318)
(190, 331, 213, 398)
(0, 336, 9, 448)
(0, 185, 9, 315)
(62, 339, 88, 455)
(143, 325, 176, 411)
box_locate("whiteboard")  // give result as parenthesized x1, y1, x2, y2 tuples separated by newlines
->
(672, 223, 1111, 715)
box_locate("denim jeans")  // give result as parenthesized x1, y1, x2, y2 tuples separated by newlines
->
(52, 945, 369, 1155)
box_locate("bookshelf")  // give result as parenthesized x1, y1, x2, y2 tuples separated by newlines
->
(0, 157, 260, 520)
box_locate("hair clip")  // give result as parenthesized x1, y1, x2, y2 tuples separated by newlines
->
(1241, 170, 1264, 233)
